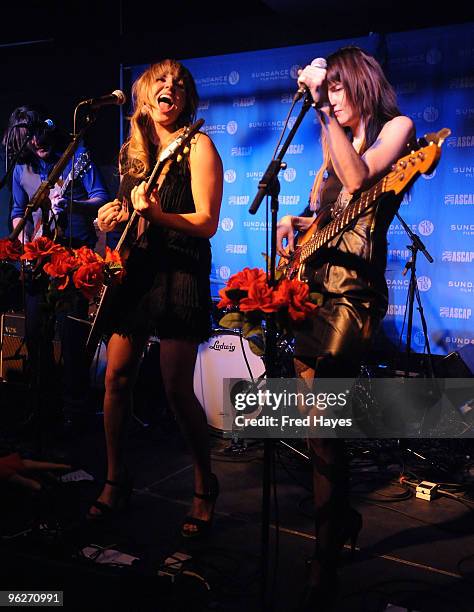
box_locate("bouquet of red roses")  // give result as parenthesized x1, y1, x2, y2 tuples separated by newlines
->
(217, 267, 320, 356)
(0, 236, 124, 312)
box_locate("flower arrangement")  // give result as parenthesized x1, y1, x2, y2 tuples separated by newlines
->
(0, 236, 124, 313)
(217, 267, 321, 356)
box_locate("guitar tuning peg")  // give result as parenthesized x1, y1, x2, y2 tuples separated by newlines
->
(176, 154, 183, 162)
(183, 146, 190, 155)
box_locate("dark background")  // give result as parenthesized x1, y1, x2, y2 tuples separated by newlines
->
(1, 0, 472, 167)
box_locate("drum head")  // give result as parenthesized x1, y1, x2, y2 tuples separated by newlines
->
(193, 331, 265, 434)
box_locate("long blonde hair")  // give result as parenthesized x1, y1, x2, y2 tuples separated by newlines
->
(122, 59, 198, 179)
(309, 46, 401, 209)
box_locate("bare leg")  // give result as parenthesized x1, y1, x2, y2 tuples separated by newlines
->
(159, 339, 214, 531)
(294, 358, 349, 589)
(88, 332, 147, 516)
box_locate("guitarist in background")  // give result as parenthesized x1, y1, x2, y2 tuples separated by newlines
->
(5, 105, 109, 432)
(276, 46, 415, 610)
(89, 59, 223, 538)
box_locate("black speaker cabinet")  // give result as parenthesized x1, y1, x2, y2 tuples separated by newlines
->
(437, 344, 474, 378)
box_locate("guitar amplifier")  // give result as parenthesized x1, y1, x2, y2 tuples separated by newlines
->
(0, 312, 61, 382)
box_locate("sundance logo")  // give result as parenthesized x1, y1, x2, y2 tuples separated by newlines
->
(417, 276, 432, 292)
(217, 265, 231, 280)
(224, 169, 237, 184)
(418, 220, 434, 236)
(448, 280, 473, 293)
(221, 217, 234, 231)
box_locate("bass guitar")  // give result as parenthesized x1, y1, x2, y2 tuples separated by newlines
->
(85, 118, 205, 367)
(278, 128, 450, 281)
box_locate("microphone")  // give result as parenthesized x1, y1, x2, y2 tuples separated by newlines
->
(78, 89, 126, 110)
(294, 57, 328, 102)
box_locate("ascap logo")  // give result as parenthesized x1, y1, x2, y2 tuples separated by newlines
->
(280, 195, 301, 205)
(290, 65, 301, 79)
(233, 97, 255, 107)
(442, 251, 474, 263)
(197, 100, 210, 110)
(417, 276, 432, 292)
(283, 167, 296, 182)
(421, 168, 437, 180)
(450, 224, 474, 236)
(390, 54, 424, 66)
(231, 146, 252, 157)
(388, 249, 411, 260)
(217, 265, 231, 280)
(286, 144, 304, 154)
(209, 340, 236, 352)
(395, 81, 417, 94)
(449, 76, 474, 89)
(444, 194, 474, 205)
(387, 304, 407, 316)
(418, 220, 434, 236)
(243, 220, 269, 232)
(228, 71, 240, 85)
(246, 171, 264, 180)
(423, 106, 439, 122)
(225, 244, 248, 255)
(400, 192, 412, 205)
(221, 218, 234, 232)
(448, 280, 473, 293)
(387, 279, 409, 289)
(445, 336, 474, 345)
(228, 195, 250, 206)
(281, 93, 294, 104)
(426, 48, 442, 64)
(446, 135, 474, 148)
(453, 166, 474, 178)
(224, 169, 237, 184)
(440, 307, 472, 319)
(251, 68, 290, 81)
(227, 121, 238, 135)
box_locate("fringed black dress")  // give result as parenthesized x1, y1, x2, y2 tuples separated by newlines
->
(108, 153, 212, 343)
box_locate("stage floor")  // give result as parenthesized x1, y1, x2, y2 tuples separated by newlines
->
(0, 389, 473, 612)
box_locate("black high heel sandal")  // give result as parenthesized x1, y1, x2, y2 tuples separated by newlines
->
(86, 472, 133, 521)
(181, 473, 219, 538)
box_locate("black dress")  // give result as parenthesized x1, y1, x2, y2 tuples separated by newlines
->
(294, 164, 401, 373)
(108, 154, 213, 343)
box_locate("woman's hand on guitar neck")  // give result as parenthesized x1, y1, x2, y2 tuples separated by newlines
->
(131, 182, 162, 223)
(97, 199, 129, 232)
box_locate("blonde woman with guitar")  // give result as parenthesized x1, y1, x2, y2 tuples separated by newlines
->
(88, 60, 223, 540)
(276, 46, 416, 610)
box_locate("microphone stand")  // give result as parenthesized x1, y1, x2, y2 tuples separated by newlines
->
(396, 212, 435, 378)
(249, 92, 313, 611)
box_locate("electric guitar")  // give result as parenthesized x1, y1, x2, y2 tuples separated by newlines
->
(32, 151, 91, 240)
(278, 128, 450, 281)
(85, 118, 205, 367)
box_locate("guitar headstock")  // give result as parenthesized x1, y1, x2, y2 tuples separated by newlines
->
(387, 128, 450, 195)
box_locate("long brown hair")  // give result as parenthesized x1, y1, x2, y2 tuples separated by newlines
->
(122, 59, 199, 179)
(310, 46, 401, 208)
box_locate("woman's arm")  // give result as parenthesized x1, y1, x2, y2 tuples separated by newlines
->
(131, 133, 223, 238)
(319, 111, 415, 194)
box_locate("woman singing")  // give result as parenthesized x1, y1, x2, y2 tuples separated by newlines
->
(277, 46, 415, 609)
(88, 59, 223, 539)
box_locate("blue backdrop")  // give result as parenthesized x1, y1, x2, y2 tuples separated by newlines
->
(127, 22, 474, 356)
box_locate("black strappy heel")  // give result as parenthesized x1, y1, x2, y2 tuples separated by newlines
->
(86, 472, 133, 521)
(181, 473, 219, 538)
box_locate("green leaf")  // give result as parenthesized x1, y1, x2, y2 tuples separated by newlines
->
(242, 319, 262, 339)
(248, 338, 265, 357)
(309, 291, 324, 306)
(219, 312, 243, 329)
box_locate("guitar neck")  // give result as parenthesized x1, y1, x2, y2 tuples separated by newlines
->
(300, 177, 387, 264)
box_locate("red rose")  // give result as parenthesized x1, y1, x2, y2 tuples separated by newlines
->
(286, 279, 318, 321)
(72, 261, 104, 299)
(21, 237, 64, 263)
(43, 251, 79, 290)
(76, 245, 102, 265)
(240, 277, 278, 313)
(218, 267, 267, 308)
(0, 238, 22, 261)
